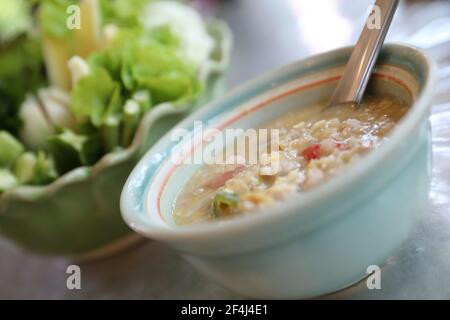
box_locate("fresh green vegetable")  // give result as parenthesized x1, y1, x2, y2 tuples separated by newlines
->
(115, 27, 201, 104)
(87, 25, 200, 102)
(0, 131, 25, 167)
(132, 90, 152, 114)
(140, 1, 214, 70)
(121, 99, 141, 147)
(38, 0, 100, 88)
(0, 37, 47, 135)
(31, 152, 58, 185)
(18, 95, 55, 151)
(14, 152, 37, 184)
(48, 129, 102, 174)
(12, 151, 57, 186)
(0, 169, 18, 192)
(71, 67, 122, 126)
(0, 0, 214, 192)
(0, 0, 32, 43)
(0, 0, 46, 136)
(122, 41, 200, 104)
(212, 190, 240, 216)
(100, 0, 151, 27)
(100, 114, 120, 152)
(70, 25, 201, 153)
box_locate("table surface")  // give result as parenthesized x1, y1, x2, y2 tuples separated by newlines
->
(1, 0, 450, 299)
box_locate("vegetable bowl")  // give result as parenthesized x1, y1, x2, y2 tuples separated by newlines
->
(0, 0, 232, 257)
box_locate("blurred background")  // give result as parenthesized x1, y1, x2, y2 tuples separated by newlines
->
(1, 0, 450, 299)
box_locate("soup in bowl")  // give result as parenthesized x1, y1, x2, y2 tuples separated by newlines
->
(173, 96, 408, 225)
(121, 43, 436, 299)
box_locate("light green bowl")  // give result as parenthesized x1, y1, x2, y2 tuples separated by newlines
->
(121, 43, 436, 298)
(0, 20, 232, 257)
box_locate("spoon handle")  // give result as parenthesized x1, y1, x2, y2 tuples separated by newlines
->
(328, 0, 399, 107)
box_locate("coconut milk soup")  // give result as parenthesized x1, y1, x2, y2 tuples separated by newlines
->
(173, 95, 408, 225)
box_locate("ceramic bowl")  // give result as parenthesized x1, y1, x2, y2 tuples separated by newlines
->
(0, 21, 232, 258)
(121, 43, 436, 298)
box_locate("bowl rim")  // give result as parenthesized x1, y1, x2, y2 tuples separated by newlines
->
(0, 20, 232, 204)
(121, 42, 437, 243)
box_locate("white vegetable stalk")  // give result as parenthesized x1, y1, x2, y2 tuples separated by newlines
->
(41, 0, 101, 90)
(19, 87, 76, 150)
(14, 152, 37, 184)
(37, 87, 76, 130)
(19, 95, 55, 150)
(101, 115, 120, 152)
(75, 0, 101, 58)
(101, 24, 119, 48)
(132, 90, 152, 114)
(42, 35, 73, 90)
(121, 99, 141, 147)
(68, 56, 91, 87)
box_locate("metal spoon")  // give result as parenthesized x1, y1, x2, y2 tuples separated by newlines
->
(327, 0, 400, 108)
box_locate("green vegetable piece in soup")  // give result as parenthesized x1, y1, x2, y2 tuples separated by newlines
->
(212, 190, 240, 217)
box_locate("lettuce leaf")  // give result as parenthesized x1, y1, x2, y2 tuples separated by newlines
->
(124, 44, 200, 105)
(98, 27, 199, 103)
(140, 1, 214, 71)
(70, 66, 123, 127)
(71, 26, 200, 132)
(100, 0, 151, 27)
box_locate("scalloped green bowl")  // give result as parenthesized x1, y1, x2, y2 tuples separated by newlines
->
(0, 20, 232, 257)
